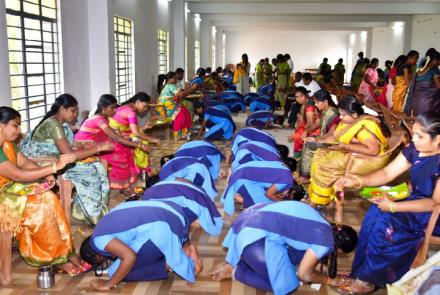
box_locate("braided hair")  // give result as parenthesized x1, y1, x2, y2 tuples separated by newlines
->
(325, 224, 358, 278)
(79, 236, 112, 277)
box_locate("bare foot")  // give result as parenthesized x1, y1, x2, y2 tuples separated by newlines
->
(209, 262, 233, 281)
(234, 193, 244, 204)
(225, 150, 232, 164)
(0, 275, 12, 285)
(342, 279, 375, 293)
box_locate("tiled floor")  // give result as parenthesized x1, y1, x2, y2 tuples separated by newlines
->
(1, 113, 387, 294)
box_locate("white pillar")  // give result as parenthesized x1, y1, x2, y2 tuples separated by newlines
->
(215, 29, 223, 68)
(366, 28, 373, 58)
(403, 17, 412, 53)
(0, 0, 11, 106)
(200, 17, 209, 68)
(172, 0, 185, 69)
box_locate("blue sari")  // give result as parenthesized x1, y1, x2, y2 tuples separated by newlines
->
(231, 127, 276, 157)
(221, 160, 293, 215)
(231, 141, 280, 171)
(91, 200, 195, 282)
(246, 110, 276, 129)
(223, 201, 333, 295)
(142, 180, 223, 235)
(159, 156, 217, 200)
(21, 121, 109, 226)
(175, 140, 224, 181)
(203, 106, 236, 141)
(351, 143, 440, 287)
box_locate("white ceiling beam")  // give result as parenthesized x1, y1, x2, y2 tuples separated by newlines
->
(188, 2, 440, 15)
(214, 22, 390, 30)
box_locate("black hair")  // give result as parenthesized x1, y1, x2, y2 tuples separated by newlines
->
(393, 55, 407, 68)
(385, 60, 392, 67)
(416, 111, 440, 139)
(284, 183, 306, 201)
(294, 86, 309, 97)
(284, 53, 290, 59)
(196, 67, 206, 77)
(265, 58, 269, 62)
(326, 224, 358, 278)
(302, 72, 312, 81)
(206, 67, 212, 74)
(363, 58, 370, 65)
(31, 94, 78, 138)
(80, 236, 110, 277)
(420, 50, 440, 68)
(276, 53, 284, 61)
(175, 68, 184, 74)
(370, 58, 379, 65)
(425, 48, 437, 57)
(0, 106, 21, 124)
(338, 58, 343, 63)
(295, 72, 303, 81)
(95, 94, 117, 115)
(241, 54, 248, 63)
(283, 157, 297, 172)
(259, 59, 265, 63)
(338, 95, 364, 116)
(323, 57, 328, 62)
(166, 71, 176, 82)
(121, 92, 151, 106)
(274, 115, 285, 126)
(160, 154, 175, 167)
(407, 50, 419, 58)
(271, 58, 277, 64)
(216, 67, 223, 73)
(358, 51, 364, 58)
(157, 74, 167, 94)
(314, 90, 337, 108)
(275, 144, 289, 160)
(145, 175, 160, 188)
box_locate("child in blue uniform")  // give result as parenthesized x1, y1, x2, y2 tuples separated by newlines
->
(197, 106, 236, 141)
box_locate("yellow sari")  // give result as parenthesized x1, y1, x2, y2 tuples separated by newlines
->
(0, 142, 74, 267)
(392, 76, 409, 113)
(308, 116, 388, 206)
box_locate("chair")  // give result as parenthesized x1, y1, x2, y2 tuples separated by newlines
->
(411, 205, 440, 269)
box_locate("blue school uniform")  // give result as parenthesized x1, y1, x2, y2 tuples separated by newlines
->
(221, 160, 293, 215)
(159, 156, 217, 200)
(90, 200, 194, 282)
(203, 106, 236, 141)
(243, 93, 260, 105)
(245, 110, 276, 129)
(142, 180, 223, 235)
(223, 201, 334, 295)
(231, 141, 280, 171)
(220, 91, 246, 113)
(231, 127, 276, 157)
(176, 140, 224, 181)
(249, 96, 273, 112)
(258, 84, 275, 97)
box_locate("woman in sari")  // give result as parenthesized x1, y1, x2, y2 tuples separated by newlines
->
(334, 111, 440, 293)
(0, 107, 90, 285)
(358, 58, 379, 103)
(351, 58, 369, 92)
(274, 54, 290, 110)
(109, 92, 160, 180)
(21, 94, 114, 226)
(408, 50, 440, 116)
(74, 95, 150, 190)
(392, 50, 419, 113)
(254, 59, 265, 91)
(299, 90, 339, 181)
(386, 55, 406, 109)
(308, 96, 388, 208)
(233, 53, 251, 95)
(157, 71, 198, 140)
(288, 86, 320, 158)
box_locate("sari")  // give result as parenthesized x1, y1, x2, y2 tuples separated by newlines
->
(292, 99, 319, 156)
(157, 83, 192, 132)
(299, 107, 339, 177)
(21, 118, 110, 225)
(255, 63, 265, 90)
(109, 105, 147, 175)
(351, 63, 367, 92)
(275, 61, 290, 107)
(308, 116, 388, 206)
(334, 63, 345, 85)
(0, 142, 74, 267)
(358, 67, 378, 103)
(407, 67, 440, 116)
(392, 64, 411, 113)
(75, 114, 137, 189)
(233, 62, 251, 95)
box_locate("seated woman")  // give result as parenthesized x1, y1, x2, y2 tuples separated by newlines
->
(245, 110, 284, 129)
(231, 127, 277, 158)
(209, 201, 358, 295)
(221, 160, 293, 215)
(197, 106, 236, 141)
(309, 96, 388, 206)
(158, 71, 201, 140)
(308, 96, 388, 208)
(142, 180, 223, 235)
(159, 156, 217, 200)
(299, 90, 339, 181)
(74, 95, 150, 190)
(109, 92, 160, 182)
(334, 111, 439, 294)
(231, 141, 280, 172)
(80, 200, 203, 290)
(249, 96, 273, 112)
(21, 94, 114, 225)
(175, 140, 225, 181)
(288, 86, 320, 158)
(0, 107, 89, 284)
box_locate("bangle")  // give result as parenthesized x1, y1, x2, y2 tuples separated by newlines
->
(389, 202, 396, 213)
(52, 163, 57, 174)
(345, 143, 350, 151)
(353, 175, 363, 189)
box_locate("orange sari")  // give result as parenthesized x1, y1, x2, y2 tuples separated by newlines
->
(0, 142, 74, 267)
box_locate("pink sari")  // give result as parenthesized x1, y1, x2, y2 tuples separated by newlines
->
(358, 67, 378, 102)
(74, 113, 137, 190)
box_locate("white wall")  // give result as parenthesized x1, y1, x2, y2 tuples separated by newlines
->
(411, 15, 440, 56)
(346, 31, 368, 81)
(371, 22, 405, 67)
(225, 31, 350, 74)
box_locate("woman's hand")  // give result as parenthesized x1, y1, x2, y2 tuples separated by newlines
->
(140, 144, 151, 153)
(99, 141, 115, 152)
(372, 195, 393, 212)
(143, 122, 153, 129)
(334, 176, 358, 190)
(89, 278, 113, 291)
(55, 154, 76, 170)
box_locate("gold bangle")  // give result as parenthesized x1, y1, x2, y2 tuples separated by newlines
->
(353, 175, 363, 189)
(389, 202, 396, 213)
(52, 163, 57, 174)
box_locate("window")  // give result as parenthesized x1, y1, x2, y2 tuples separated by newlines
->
(157, 28, 168, 75)
(211, 44, 216, 69)
(6, 0, 61, 132)
(194, 40, 200, 72)
(114, 16, 134, 102)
